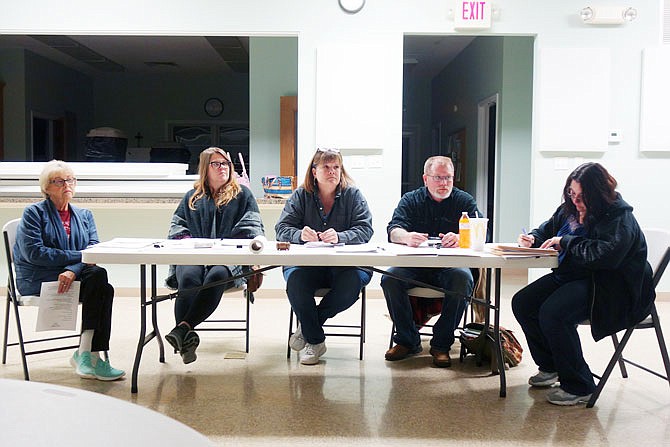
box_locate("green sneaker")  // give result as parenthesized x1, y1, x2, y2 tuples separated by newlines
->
(70, 351, 96, 379)
(93, 358, 126, 381)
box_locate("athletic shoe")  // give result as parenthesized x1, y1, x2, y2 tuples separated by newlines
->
(70, 351, 96, 379)
(180, 330, 200, 365)
(528, 370, 559, 387)
(93, 358, 126, 381)
(165, 325, 189, 354)
(289, 324, 306, 351)
(546, 388, 592, 406)
(300, 342, 327, 365)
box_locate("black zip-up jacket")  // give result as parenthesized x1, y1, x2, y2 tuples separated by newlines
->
(530, 194, 655, 341)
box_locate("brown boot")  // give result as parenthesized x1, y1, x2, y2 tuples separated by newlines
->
(385, 344, 422, 361)
(429, 348, 452, 368)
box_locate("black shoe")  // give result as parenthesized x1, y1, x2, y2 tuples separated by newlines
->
(180, 330, 200, 364)
(165, 325, 189, 354)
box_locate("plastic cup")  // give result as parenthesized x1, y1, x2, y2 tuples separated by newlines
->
(470, 218, 488, 251)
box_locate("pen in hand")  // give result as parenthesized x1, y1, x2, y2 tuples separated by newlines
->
(519, 228, 533, 247)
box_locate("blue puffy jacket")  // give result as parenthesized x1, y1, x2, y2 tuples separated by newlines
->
(14, 199, 99, 296)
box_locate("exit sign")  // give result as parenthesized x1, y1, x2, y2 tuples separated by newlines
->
(454, 1, 492, 29)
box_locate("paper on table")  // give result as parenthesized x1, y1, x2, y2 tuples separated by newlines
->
(94, 238, 158, 249)
(383, 244, 439, 256)
(334, 243, 381, 253)
(487, 243, 558, 257)
(161, 238, 216, 249)
(219, 238, 256, 247)
(36, 281, 80, 332)
(435, 248, 482, 257)
(304, 241, 343, 248)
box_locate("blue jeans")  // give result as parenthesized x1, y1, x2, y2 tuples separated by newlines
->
(175, 265, 234, 328)
(511, 273, 596, 396)
(381, 267, 472, 352)
(283, 266, 372, 344)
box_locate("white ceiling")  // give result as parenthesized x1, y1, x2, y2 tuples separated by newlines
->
(0, 34, 473, 79)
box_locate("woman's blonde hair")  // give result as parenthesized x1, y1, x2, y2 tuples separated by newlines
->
(189, 147, 241, 209)
(39, 160, 74, 199)
(302, 148, 354, 194)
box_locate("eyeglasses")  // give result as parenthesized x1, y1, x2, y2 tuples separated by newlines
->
(49, 178, 77, 187)
(426, 175, 454, 182)
(209, 161, 231, 169)
(316, 148, 340, 154)
(567, 188, 583, 202)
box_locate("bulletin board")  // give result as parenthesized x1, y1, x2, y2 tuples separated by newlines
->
(536, 48, 610, 152)
(640, 47, 670, 152)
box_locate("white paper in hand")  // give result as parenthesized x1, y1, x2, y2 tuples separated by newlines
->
(36, 281, 80, 332)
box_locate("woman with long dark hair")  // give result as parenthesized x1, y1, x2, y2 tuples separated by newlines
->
(512, 162, 655, 405)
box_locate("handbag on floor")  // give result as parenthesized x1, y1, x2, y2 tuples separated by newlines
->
(459, 322, 523, 373)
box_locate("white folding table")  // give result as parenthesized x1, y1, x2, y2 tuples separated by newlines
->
(82, 240, 557, 394)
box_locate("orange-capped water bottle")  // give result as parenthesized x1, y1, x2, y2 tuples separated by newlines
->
(459, 212, 471, 248)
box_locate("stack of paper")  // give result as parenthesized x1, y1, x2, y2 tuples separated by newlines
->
(487, 243, 558, 257)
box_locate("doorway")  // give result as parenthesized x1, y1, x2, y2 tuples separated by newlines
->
(477, 94, 498, 236)
(31, 113, 65, 161)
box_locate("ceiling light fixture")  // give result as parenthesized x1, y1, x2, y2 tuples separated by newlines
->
(579, 6, 637, 25)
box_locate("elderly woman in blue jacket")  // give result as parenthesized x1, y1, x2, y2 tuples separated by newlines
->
(512, 163, 655, 406)
(275, 148, 373, 365)
(14, 160, 124, 381)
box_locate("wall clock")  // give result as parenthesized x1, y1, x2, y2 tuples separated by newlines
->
(204, 97, 224, 117)
(338, 0, 365, 14)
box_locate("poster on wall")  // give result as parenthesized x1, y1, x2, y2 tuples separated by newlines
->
(447, 128, 466, 188)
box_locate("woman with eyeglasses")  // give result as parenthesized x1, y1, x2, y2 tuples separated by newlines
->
(275, 148, 373, 365)
(165, 147, 264, 364)
(512, 162, 655, 406)
(13, 160, 125, 380)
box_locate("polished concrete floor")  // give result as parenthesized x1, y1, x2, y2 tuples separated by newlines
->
(2, 271, 670, 446)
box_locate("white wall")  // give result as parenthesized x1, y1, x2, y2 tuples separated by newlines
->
(2, 0, 667, 290)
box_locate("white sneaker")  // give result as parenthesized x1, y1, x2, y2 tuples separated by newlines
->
(528, 370, 559, 387)
(546, 388, 592, 406)
(300, 342, 327, 365)
(289, 324, 306, 351)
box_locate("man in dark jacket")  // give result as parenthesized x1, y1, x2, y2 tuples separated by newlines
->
(381, 156, 483, 368)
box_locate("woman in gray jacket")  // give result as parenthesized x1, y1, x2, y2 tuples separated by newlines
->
(275, 148, 373, 365)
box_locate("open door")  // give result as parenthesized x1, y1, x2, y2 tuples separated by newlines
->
(280, 95, 297, 187)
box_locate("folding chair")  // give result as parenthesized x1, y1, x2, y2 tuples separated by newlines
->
(387, 268, 486, 349)
(196, 285, 253, 353)
(586, 228, 670, 408)
(2, 218, 80, 380)
(287, 287, 366, 360)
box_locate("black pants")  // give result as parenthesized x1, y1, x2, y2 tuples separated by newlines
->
(78, 265, 114, 352)
(175, 265, 233, 328)
(511, 273, 596, 395)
